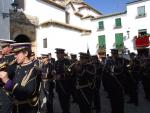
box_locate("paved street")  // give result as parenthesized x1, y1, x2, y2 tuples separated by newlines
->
(53, 82, 150, 113)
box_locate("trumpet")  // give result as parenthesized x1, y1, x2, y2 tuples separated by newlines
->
(0, 62, 8, 71)
(0, 59, 17, 71)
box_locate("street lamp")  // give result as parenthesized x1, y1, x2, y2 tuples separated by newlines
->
(2, 1, 18, 19)
(127, 30, 130, 39)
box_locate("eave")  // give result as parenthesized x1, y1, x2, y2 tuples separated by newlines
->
(74, 12, 83, 17)
(39, 20, 91, 33)
(92, 11, 127, 20)
(72, 1, 102, 15)
(42, 0, 65, 10)
(81, 15, 95, 20)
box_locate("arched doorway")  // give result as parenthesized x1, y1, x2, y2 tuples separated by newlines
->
(14, 34, 31, 43)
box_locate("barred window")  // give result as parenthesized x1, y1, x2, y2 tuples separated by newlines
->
(43, 38, 47, 48)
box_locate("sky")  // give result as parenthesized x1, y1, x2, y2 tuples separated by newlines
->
(84, 0, 135, 14)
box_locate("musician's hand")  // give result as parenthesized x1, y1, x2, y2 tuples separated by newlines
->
(0, 71, 9, 84)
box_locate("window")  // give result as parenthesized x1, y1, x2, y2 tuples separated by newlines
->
(43, 38, 47, 48)
(115, 18, 122, 28)
(98, 21, 104, 30)
(65, 11, 70, 24)
(138, 29, 147, 36)
(137, 6, 145, 17)
(98, 35, 106, 48)
(115, 33, 124, 49)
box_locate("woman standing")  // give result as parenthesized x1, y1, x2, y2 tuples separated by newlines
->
(0, 43, 41, 113)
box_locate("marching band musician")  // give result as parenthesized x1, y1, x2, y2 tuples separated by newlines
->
(127, 52, 140, 106)
(48, 53, 55, 66)
(54, 48, 72, 113)
(71, 52, 96, 113)
(40, 53, 54, 113)
(91, 55, 103, 113)
(1, 41, 17, 80)
(102, 49, 125, 113)
(0, 40, 16, 113)
(139, 48, 150, 101)
(0, 43, 41, 113)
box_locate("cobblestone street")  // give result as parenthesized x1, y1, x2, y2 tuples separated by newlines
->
(53, 82, 150, 113)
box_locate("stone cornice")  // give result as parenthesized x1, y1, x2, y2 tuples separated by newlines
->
(42, 0, 65, 10)
(39, 20, 91, 33)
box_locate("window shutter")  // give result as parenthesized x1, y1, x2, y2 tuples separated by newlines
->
(115, 33, 123, 49)
(98, 21, 104, 30)
(115, 18, 121, 27)
(98, 35, 106, 48)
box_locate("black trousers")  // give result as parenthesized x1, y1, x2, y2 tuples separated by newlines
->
(109, 89, 124, 113)
(56, 80, 71, 113)
(76, 87, 93, 113)
(13, 103, 38, 113)
(0, 88, 13, 113)
(40, 80, 54, 113)
(141, 76, 150, 100)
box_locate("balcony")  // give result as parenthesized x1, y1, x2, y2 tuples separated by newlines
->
(135, 36, 149, 48)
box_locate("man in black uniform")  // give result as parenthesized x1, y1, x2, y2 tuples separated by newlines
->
(48, 53, 55, 66)
(71, 52, 96, 113)
(0, 40, 16, 113)
(127, 52, 140, 106)
(102, 49, 125, 113)
(40, 53, 54, 113)
(139, 48, 150, 101)
(54, 48, 72, 113)
(0, 43, 41, 113)
(91, 55, 103, 113)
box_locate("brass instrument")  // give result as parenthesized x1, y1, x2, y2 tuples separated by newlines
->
(68, 61, 80, 72)
(0, 62, 8, 71)
(9, 59, 17, 65)
(0, 59, 17, 71)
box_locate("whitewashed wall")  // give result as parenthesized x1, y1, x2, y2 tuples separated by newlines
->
(90, 14, 127, 55)
(33, 1, 99, 57)
(37, 25, 88, 58)
(24, 0, 65, 24)
(66, 5, 83, 26)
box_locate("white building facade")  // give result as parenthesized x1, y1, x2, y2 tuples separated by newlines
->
(0, 0, 102, 57)
(92, 0, 150, 55)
